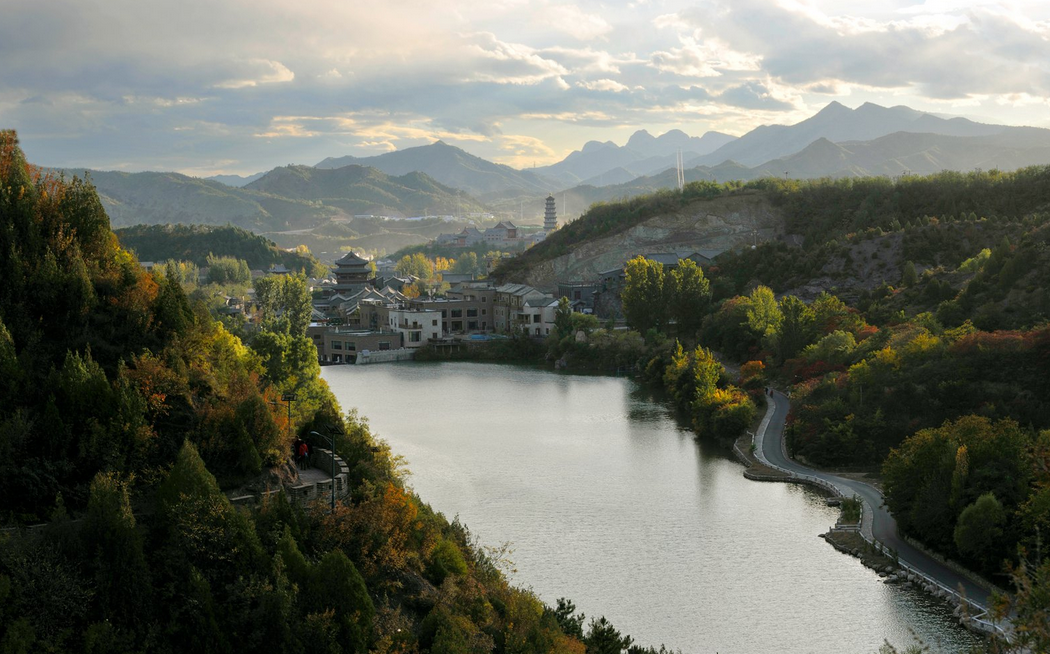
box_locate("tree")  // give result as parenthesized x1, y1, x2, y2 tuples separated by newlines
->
(668, 259, 710, 338)
(954, 492, 1006, 569)
(82, 473, 152, 625)
(395, 253, 433, 281)
(552, 598, 585, 639)
(584, 617, 632, 654)
(745, 286, 782, 341)
(554, 297, 573, 339)
(773, 295, 815, 363)
(451, 252, 479, 276)
(901, 260, 918, 287)
(621, 256, 667, 333)
(206, 254, 251, 285)
(254, 273, 312, 336)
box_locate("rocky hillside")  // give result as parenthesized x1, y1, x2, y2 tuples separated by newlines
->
(495, 188, 785, 289)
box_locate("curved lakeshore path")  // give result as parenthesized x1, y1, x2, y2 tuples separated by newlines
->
(755, 389, 1001, 622)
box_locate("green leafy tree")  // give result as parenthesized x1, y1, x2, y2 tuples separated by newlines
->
(552, 598, 585, 639)
(584, 617, 632, 654)
(206, 254, 251, 285)
(746, 285, 782, 341)
(773, 295, 816, 363)
(621, 256, 667, 333)
(555, 297, 573, 339)
(901, 260, 918, 287)
(82, 473, 152, 625)
(954, 492, 1006, 569)
(254, 273, 312, 336)
(395, 253, 434, 281)
(668, 258, 710, 338)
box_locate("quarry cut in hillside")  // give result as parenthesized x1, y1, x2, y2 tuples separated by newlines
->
(517, 192, 786, 290)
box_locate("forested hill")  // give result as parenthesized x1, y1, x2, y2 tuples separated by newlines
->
(0, 131, 641, 653)
(115, 224, 322, 273)
(245, 163, 488, 216)
(63, 168, 339, 231)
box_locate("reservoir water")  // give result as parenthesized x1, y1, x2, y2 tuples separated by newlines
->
(322, 362, 981, 654)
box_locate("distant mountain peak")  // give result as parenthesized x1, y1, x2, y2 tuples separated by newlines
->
(816, 100, 850, 115)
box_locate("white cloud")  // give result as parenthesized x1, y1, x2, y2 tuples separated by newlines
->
(650, 37, 762, 78)
(577, 78, 630, 92)
(214, 60, 295, 89)
(546, 4, 613, 40)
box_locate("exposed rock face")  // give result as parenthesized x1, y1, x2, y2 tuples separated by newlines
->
(519, 192, 785, 290)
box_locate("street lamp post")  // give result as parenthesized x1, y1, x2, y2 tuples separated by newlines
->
(309, 430, 337, 512)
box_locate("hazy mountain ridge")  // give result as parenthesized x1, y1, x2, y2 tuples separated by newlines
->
(315, 140, 552, 197)
(690, 101, 1015, 168)
(245, 163, 488, 216)
(532, 129, 737, 187)
(206, 171, 266, 187)
(63, 169, 339, 231)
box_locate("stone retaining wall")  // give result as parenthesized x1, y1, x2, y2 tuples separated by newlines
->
(230, 448, 351, 509)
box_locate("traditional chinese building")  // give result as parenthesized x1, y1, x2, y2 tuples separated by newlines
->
(332, 251, 374, 295)
(544, 194, 557, 231)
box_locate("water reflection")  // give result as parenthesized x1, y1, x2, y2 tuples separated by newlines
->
(322, 362, 981, 654)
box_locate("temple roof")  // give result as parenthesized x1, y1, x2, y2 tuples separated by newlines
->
(334, 251, 369, 266)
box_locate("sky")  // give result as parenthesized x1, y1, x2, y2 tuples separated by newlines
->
(3, 0, 1050, 176)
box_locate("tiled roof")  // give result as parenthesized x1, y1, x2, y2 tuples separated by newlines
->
(334, 251, 369, 266)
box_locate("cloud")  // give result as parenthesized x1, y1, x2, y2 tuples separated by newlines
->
(546, 5, 613, 40)
(577, 79, 630, 92)
(214, 60, 295, 89)
(3, 0, 1049, 174)
(650, 36, 762, 78)
(464, 33, 569, 84)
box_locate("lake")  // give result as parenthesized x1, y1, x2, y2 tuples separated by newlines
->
(322, 362, 980, 654)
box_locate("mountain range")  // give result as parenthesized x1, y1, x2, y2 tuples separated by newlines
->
(64, 164, 485, 233)
(315, 140, 550, 198)
(244, 164, 487, 216)
(531, 129, 736, 187)
(64, 101, 1050, 237)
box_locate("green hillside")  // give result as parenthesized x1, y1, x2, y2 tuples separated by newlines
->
(0, 132, 649, 654)
(246, 164, 488, 216)
(67, 168, 338, 231)
(115, 224, 323, 273)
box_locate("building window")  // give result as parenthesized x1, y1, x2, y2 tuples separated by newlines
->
(410, 331, 422, 343)
(483, 297, 487, 302)
(481, 309, 487, 316)
(533, 315, 541, 323)
(332, 341, 342, 350)
(441, 310, 447, 318)
(481, 321, 487, 329)
(432, 319, 438, 326)
(574, 291, 581, 300)
(468, 321, 478, 330)
(467, 308, 478, 317)
(347, 342, 356, 351)
(379, 342, 391, 351)
(451, 309, 463, 318)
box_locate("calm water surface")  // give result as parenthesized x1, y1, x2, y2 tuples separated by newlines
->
(322, 362, 980, 654)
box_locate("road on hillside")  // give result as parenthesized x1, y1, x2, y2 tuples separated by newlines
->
(758, 390, 997, 611)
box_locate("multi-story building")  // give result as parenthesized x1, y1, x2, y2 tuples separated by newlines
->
(409, 281, 495, 334)
(331, 251, 375, 296)
(357, 300, 442, 348)
(493, 283, 555, 333)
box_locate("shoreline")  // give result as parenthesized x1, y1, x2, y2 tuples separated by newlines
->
(733, 393, 1009, 641)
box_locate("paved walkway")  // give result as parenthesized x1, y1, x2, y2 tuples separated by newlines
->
(753, 390, 1007, 634)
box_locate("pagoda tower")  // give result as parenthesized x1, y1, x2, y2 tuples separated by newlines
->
(543, 193, 557, 231)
